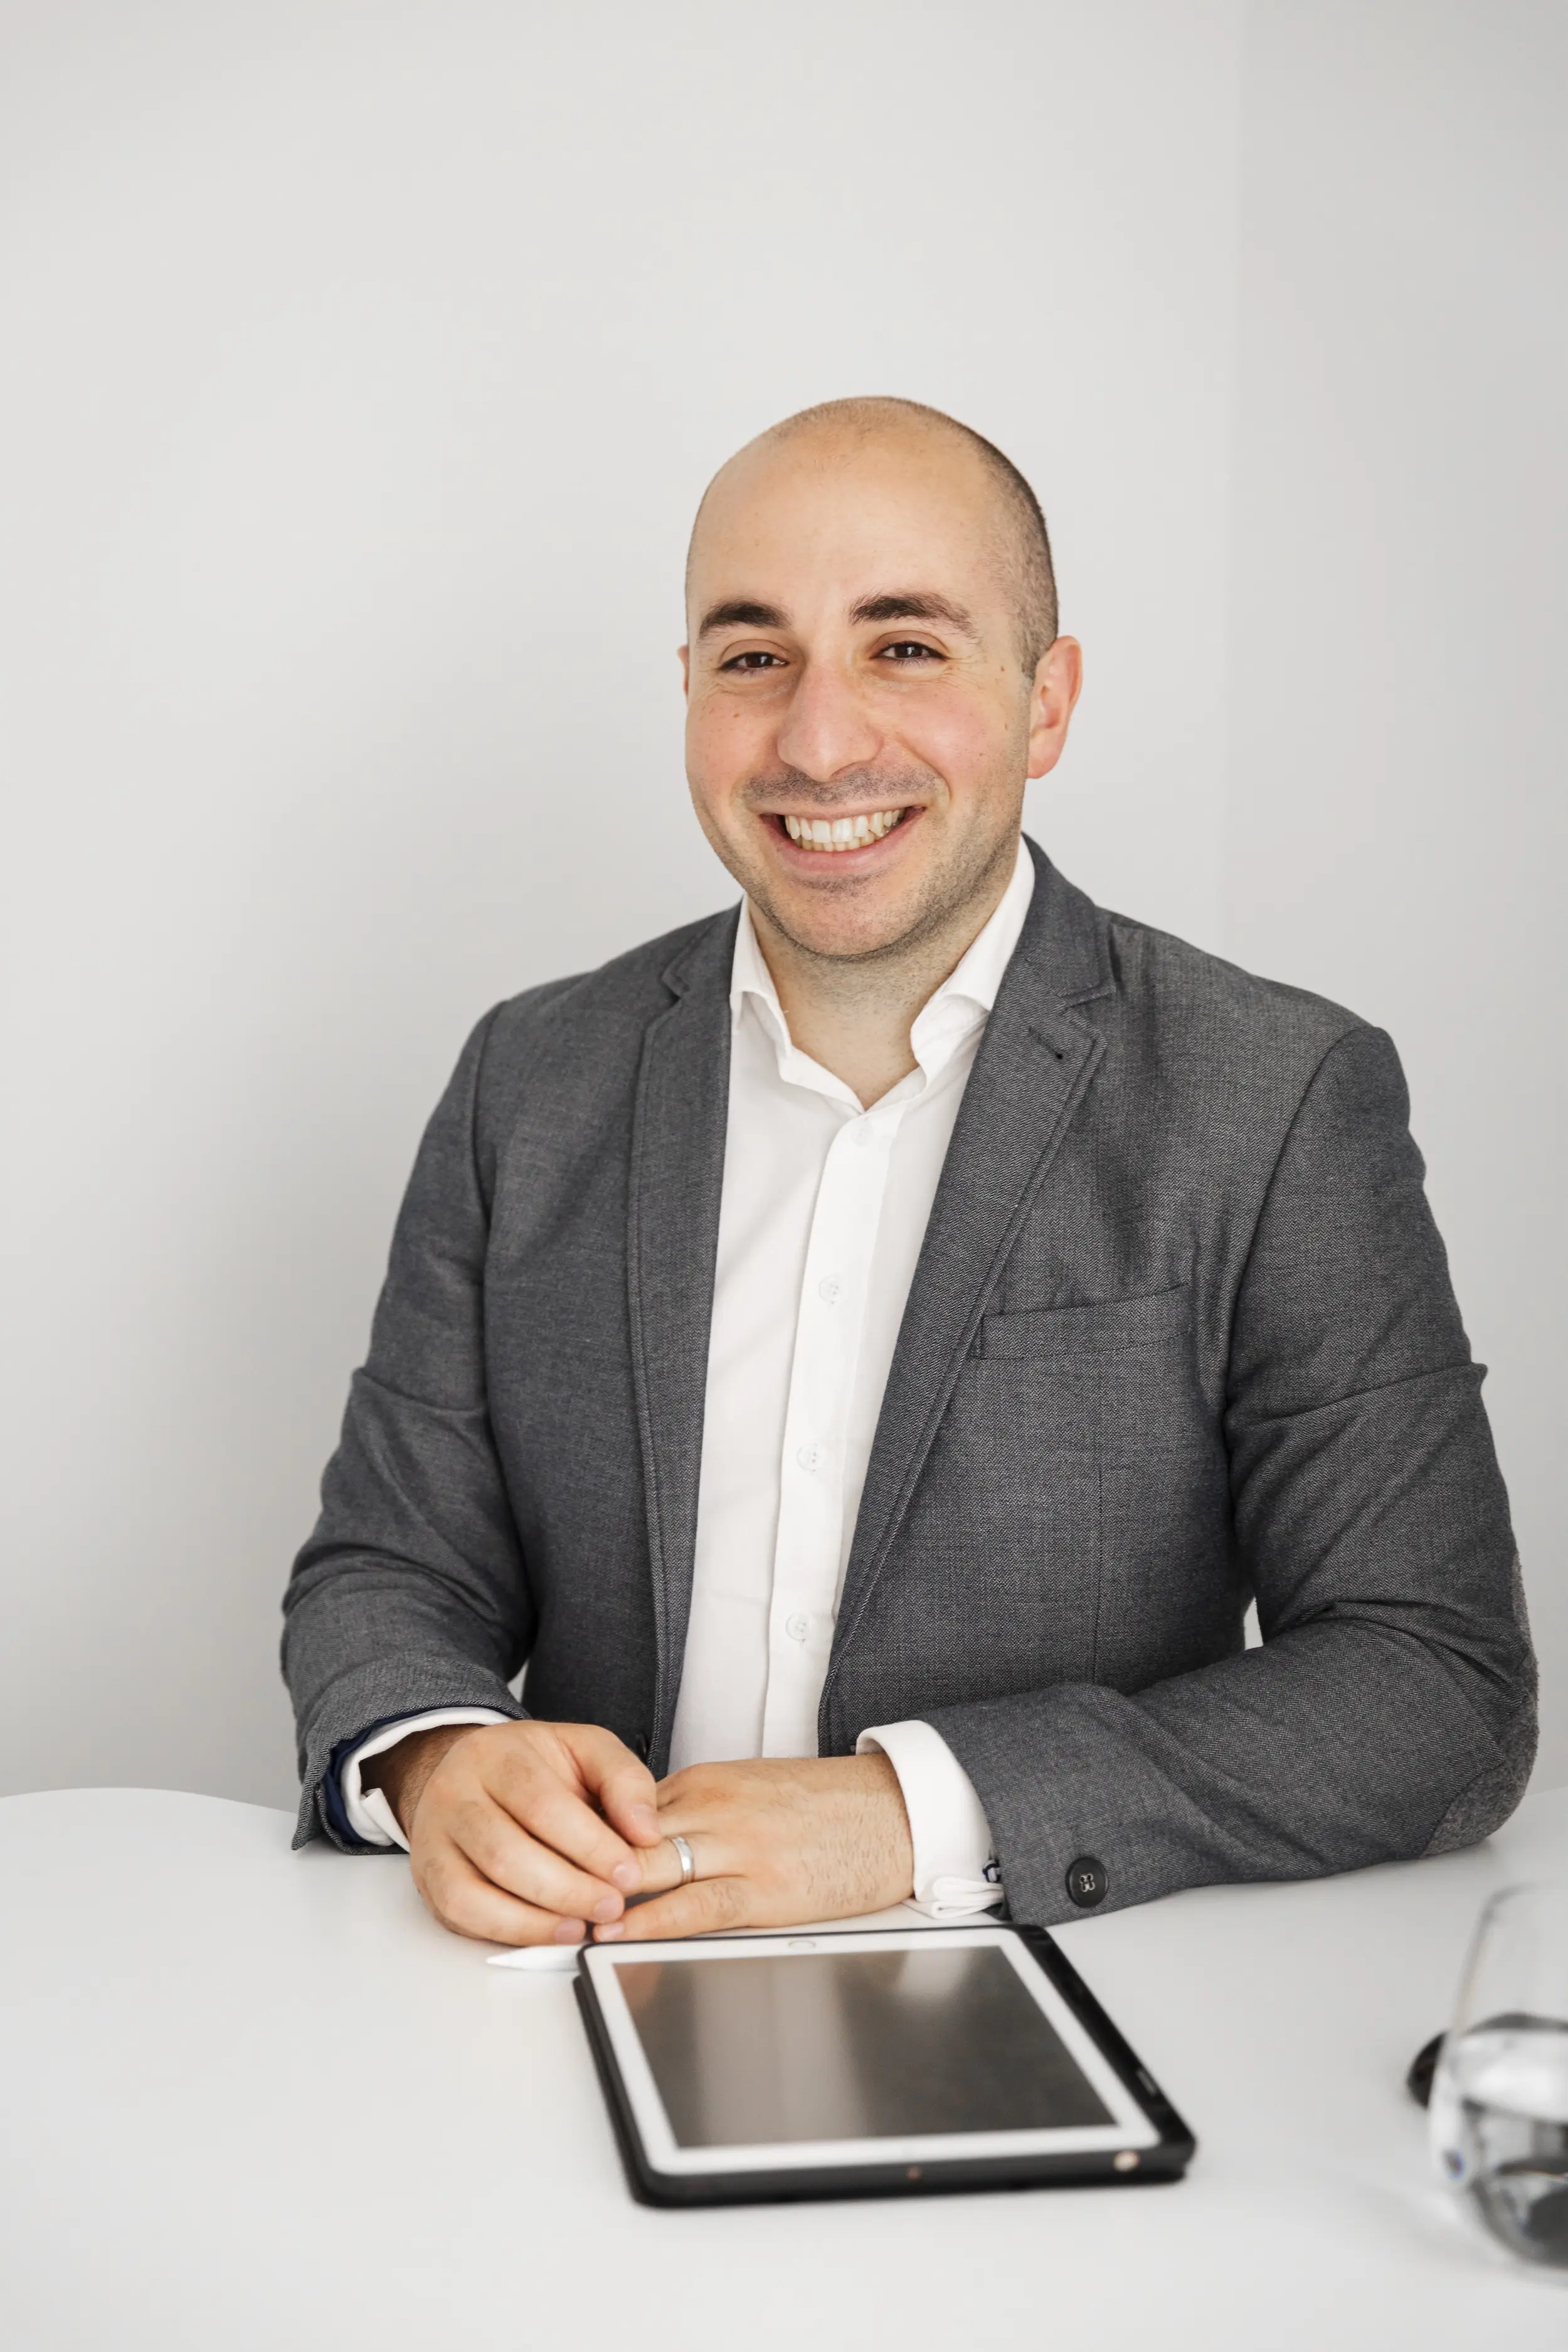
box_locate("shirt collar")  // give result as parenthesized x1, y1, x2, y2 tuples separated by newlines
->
(730, 835, 1036, 1098)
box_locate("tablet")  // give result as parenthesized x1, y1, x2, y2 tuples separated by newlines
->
(575, 1922, 1195, 2206)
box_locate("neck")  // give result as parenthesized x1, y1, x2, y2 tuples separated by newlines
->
(750, 838, 1019, 1107)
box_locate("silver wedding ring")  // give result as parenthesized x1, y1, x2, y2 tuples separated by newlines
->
(669, 1832, 696, 1887)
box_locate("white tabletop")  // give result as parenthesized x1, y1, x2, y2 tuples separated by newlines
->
(3, 1785, 1565, 2349)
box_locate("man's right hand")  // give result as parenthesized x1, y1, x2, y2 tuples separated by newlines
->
(364, 1720, 665, 1946)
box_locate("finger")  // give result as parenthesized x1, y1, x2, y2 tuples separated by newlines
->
(596, 1874, 751, 1942)
(489, 1755, 647, 1897)
(613, 1831, 698, 1901)
(557, 1723, 664, 1847)
(448, 1792, 629, 1925)
(414, 1840, 588, 1949)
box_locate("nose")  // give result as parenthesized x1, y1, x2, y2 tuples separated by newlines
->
(773, 653, 882, 783)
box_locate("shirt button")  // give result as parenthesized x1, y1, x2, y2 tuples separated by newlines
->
(818, 1277, 841, 1303)
(796, 1443, 822, 1471)
(1065, 1856, 1109, 1909)
(852, 1121, 874, 1148)
(785, 1613, 810, 1643)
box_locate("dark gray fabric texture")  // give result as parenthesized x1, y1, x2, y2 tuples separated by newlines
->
(281, 840, 1537, 1924)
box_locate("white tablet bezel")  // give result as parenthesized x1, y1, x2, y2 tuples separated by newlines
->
(581, 1925, 1161, 2178)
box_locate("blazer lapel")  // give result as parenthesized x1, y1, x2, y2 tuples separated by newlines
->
(825, 843, 1112, 1717)
(627, 908, 737, 1773)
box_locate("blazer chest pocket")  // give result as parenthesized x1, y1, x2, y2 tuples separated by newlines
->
(973, 1283, 1192, 1362)
(909, 1282, 1209, 1687)
(961, 1282, 1209, 1483)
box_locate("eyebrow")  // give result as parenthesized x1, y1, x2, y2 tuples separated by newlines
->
(849, 591, 977, 635)
(697, 598, 788, 638)
(696, 590, 978, 640)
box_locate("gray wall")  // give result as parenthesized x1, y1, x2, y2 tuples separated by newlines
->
(1, 1, 1560, 1806)
(1227, 1, 1567, 1786)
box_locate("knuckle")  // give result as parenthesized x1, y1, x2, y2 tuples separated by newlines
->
(495, 1723, 551, 1778)
(702, 1878, 745, 1928)
(416, 1854, 468, 1929)
(448, 1790, 502, 1853)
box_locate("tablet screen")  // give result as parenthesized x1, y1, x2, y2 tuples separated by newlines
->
(619, 1939, 1114, 2146)
(584, 1927, 1159, 2174)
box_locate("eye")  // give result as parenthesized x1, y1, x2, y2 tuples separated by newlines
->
(721, 649, 787, 672)
(877, 640, 943, 664)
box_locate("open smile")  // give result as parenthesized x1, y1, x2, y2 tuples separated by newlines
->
(771, 807, 914, 855)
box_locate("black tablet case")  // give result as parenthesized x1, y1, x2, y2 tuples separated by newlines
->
(576, 1922, 1196, 2207)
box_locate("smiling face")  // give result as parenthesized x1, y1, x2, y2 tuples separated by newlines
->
(682, 412, 1080, 966)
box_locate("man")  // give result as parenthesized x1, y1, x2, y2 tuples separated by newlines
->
(282, 396, 1536, 1949)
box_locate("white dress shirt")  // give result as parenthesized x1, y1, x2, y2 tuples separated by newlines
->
(342, 840, 1036, 1917)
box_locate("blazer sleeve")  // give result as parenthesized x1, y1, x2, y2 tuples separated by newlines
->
(923, 1024, 1539, 1927)
(281, 1010, 530, 1849)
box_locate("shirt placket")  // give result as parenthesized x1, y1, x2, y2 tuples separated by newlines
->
(761, 1101, 903, 1755)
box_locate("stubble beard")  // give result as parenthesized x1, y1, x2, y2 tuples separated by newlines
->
(729, 761, 1024, 982)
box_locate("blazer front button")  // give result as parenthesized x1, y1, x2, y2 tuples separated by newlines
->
(1065, 1855, 1109, 1908)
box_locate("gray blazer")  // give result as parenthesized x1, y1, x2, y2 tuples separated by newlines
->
(283, 840, 1537, 1924)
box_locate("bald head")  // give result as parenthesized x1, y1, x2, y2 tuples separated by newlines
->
(688, 396, 1059, 670)
(681, 395, 1083, 977)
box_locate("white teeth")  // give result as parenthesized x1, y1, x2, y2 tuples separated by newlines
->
(780, 808, 908, 852)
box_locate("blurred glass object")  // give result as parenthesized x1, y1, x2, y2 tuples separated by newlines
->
(1430, 1882, 1568, 2267)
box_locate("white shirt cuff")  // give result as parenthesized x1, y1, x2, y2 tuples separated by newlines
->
(857, 1718, 1005, 1917)
(340, 1708, 511, 1850)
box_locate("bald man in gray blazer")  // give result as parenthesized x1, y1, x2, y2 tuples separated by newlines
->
(284, 400, 1535, 1949)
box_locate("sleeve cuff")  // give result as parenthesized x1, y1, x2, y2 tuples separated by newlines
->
(334, 1708, 511, 1850)
(857, 1717, 1005, 1917)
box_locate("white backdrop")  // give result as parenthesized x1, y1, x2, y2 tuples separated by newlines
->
(1227, 1, 1568, 1788)
(2, 1, 1560, 1806)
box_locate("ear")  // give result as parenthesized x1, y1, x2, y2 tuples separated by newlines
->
(1025, 635, 1083, 780)
(678, 644, 691, 701)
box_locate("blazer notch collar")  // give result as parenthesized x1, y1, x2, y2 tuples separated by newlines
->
(659, 904, 740, 1005)
(1015, 834, 1112, 1013)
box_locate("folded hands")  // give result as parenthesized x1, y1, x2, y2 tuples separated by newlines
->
(365, 1719, 916, 1946)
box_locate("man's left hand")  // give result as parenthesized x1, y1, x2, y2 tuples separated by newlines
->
(596, 1752, 914, 1941)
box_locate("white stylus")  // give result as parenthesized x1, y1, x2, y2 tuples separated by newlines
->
(487, 1943, 583, 1972)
